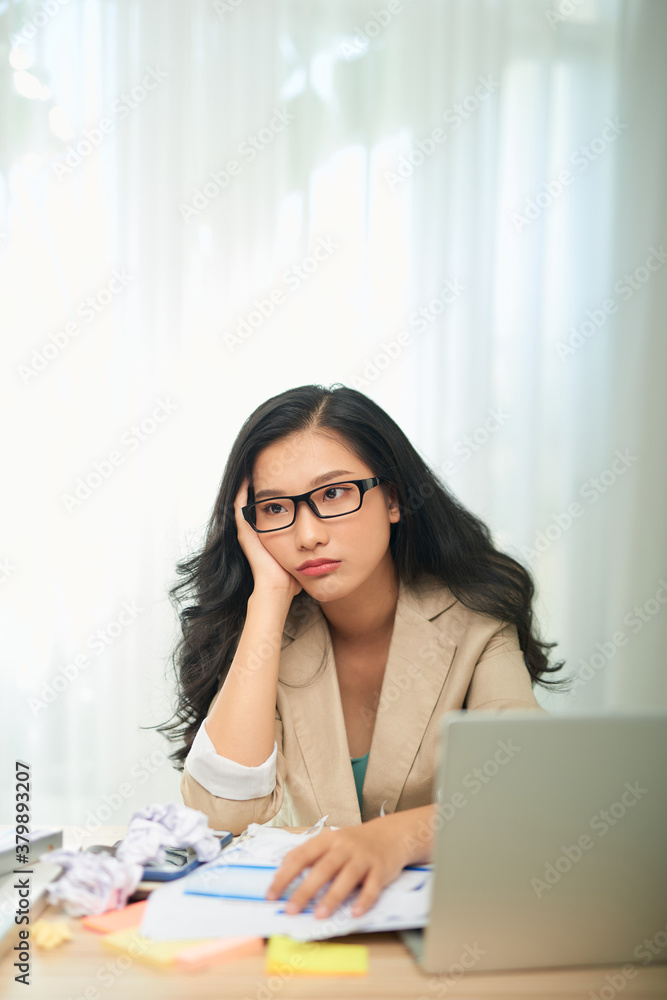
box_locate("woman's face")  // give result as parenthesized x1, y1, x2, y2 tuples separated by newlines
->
(251, 429, 400, 603)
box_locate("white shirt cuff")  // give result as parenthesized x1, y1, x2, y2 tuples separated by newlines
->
(184, 719, 277, 800)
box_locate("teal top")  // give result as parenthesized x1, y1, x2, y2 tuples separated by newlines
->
(350, 751, 370, 813)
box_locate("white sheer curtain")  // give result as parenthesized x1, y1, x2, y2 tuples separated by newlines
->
(1, 0, 665, 825)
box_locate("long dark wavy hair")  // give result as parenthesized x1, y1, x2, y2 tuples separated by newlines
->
(157, 383, 566, 769)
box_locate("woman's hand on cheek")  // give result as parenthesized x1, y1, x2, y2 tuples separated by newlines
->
(233, 476, 302, 599)
(265, 818, 413, 920)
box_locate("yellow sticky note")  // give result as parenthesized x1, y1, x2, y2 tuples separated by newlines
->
(266, 935, 368, 977)
(102, 928, 215, 969)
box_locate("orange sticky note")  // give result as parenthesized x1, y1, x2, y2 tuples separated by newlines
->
(175, 936, 265, 971)
(82, 901, 147, 934)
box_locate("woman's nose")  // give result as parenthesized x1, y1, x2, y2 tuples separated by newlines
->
(292, 501, 329, 543)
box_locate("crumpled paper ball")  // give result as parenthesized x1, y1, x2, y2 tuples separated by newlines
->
(46, 803, 223, 916)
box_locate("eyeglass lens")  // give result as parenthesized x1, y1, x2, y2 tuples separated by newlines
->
(250, 482, 361, 530)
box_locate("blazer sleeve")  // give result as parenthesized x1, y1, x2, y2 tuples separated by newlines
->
(464, 622, 548, 713)
(180, 708, 288, 835)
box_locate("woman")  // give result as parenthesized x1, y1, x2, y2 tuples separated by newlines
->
(159, 383, 564, 919)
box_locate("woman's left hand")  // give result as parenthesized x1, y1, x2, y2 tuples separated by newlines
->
(265, 805, 434, 919)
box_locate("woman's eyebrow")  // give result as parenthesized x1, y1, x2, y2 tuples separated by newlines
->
(254, 470, 354, 500)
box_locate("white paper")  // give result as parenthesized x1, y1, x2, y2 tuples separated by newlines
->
(140, 817, 431, 942)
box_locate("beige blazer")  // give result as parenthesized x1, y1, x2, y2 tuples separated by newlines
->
(181, 572, 546, 833)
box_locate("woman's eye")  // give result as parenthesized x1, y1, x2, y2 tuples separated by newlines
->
(261, 502, 286, 515)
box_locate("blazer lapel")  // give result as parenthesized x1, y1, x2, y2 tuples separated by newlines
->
(279, 575, 457, 827)
(279, 596, 362, 827)
(361, 575, 458, 821)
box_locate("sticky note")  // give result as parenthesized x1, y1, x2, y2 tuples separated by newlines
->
(175, 936, 265, 971)
(102, 928, 215, 969)
(266, 935, 368, 976)
(82, 901, 147, 934)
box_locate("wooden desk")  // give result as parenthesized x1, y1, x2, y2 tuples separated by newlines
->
(2, 827, 666, 1000)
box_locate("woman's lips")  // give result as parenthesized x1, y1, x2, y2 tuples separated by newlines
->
(298, 561, 341, 576)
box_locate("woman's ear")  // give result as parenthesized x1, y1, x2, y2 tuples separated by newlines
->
(385, 484, 401, 523)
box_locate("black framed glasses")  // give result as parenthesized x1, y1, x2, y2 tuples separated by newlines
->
(242, 477, 385, 533)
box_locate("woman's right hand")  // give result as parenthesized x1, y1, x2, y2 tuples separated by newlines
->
(234, 476, 303, 600)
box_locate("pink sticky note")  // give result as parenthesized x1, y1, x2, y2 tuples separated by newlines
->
(175, 936, 265, 971)
(82, 901, 148, 934)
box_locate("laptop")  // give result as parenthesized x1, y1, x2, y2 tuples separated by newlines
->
(401, 709, 667, 973)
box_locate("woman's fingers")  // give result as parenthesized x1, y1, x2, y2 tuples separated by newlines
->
(349, 868, 384, 916)
(266, 836, 328, 901)
(266, 829, 387, 919)
(311, 859, 374, 918)
(283, 852, 350, 915)
(233, 476, 250, 520)
(267, 805, 434, 921)
(231, 474, 302, 598)
(232, 477, 249, 531)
